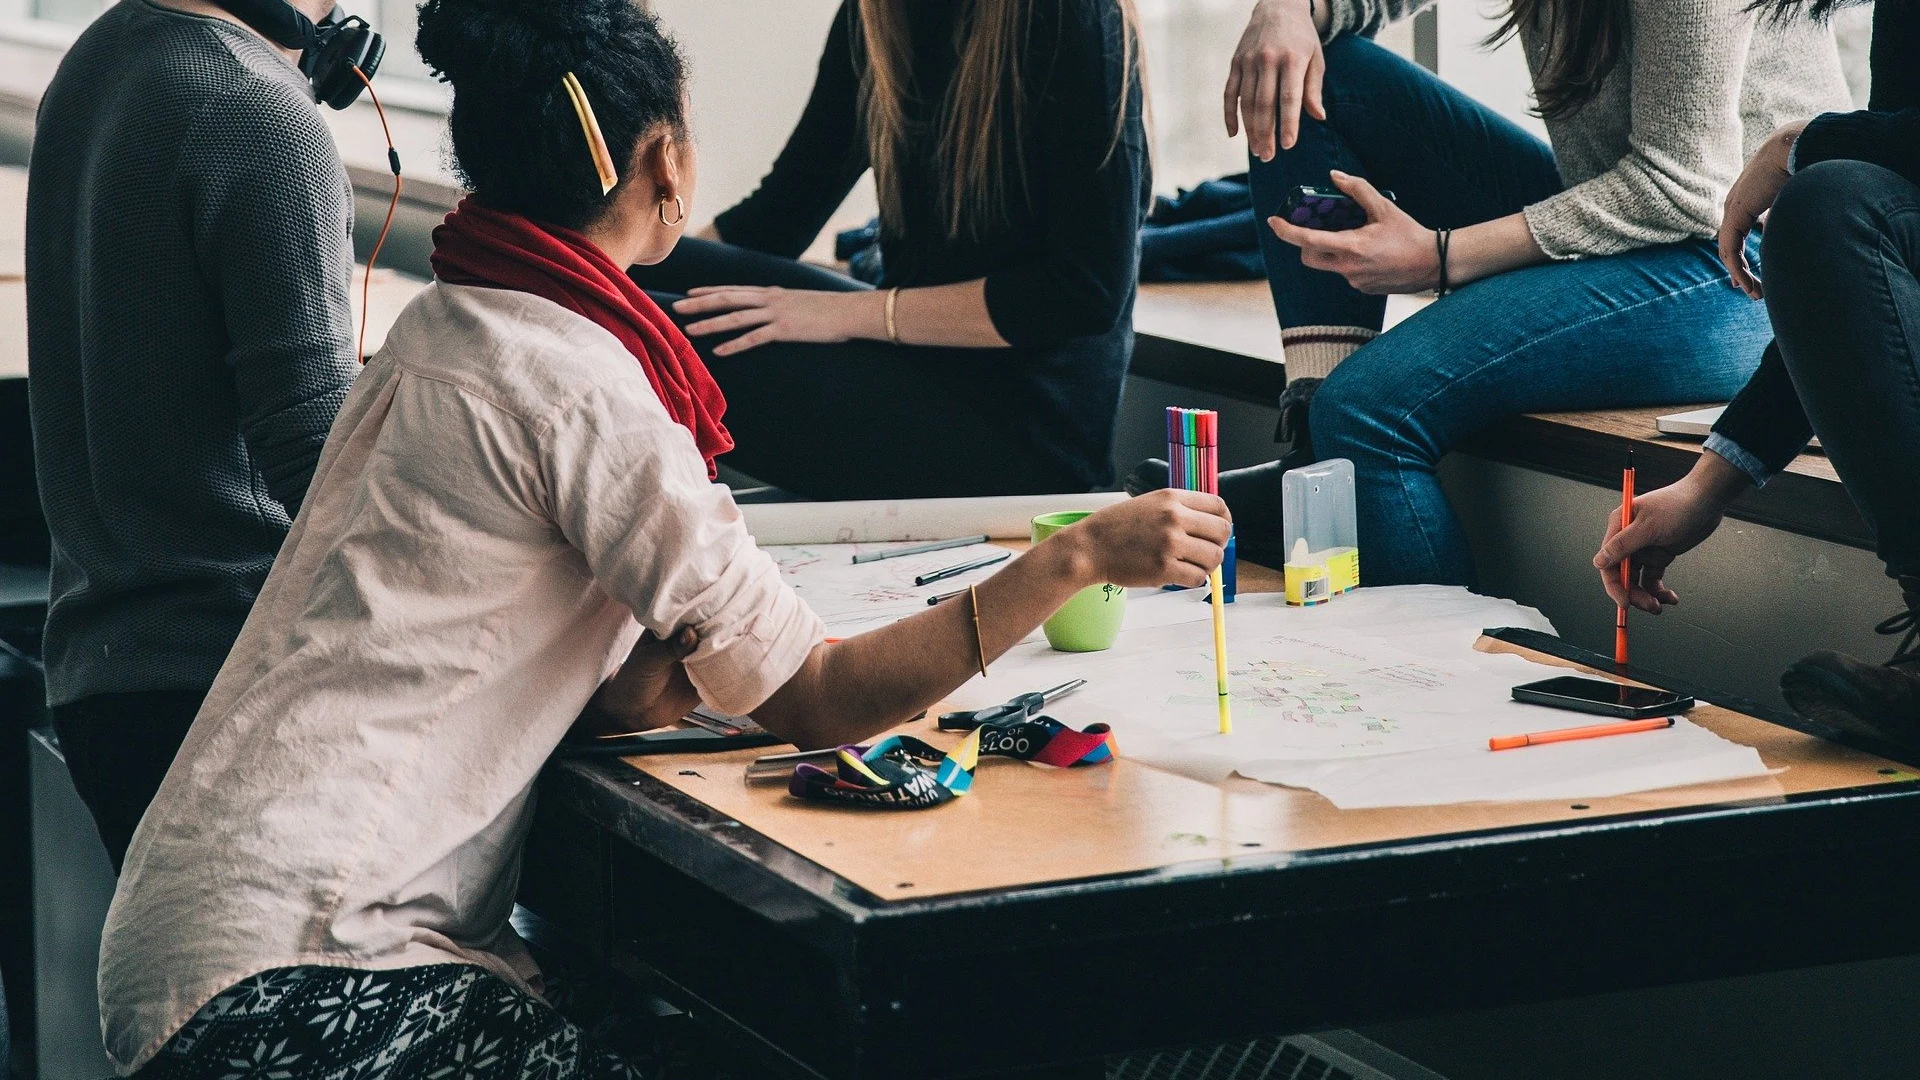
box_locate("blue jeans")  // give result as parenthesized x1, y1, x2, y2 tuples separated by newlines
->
(1250, 36, 1773, 585)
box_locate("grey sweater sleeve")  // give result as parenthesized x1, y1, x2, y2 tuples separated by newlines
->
(179, 71, 358, 517)
(1318, 0, 1430, 41)
(1521, 0, 1753, 259)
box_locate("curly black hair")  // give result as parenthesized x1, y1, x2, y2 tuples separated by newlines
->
(416, 0, 688, 229)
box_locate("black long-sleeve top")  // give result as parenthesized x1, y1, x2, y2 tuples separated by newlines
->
(1709, 0, 1919, 481)
(713, 0, 1150, 489)
(1793, 0, 1920, 186)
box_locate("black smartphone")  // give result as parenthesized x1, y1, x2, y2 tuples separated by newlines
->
(1280, 184, 1398, 231)
(1512, 676, 1695, 720)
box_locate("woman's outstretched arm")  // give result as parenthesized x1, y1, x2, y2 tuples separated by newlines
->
(753, 489, 1230, 749)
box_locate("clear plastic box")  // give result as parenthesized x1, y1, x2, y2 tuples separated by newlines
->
(1281, 458, 1360, 597)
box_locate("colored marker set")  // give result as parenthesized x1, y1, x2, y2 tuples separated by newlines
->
(1165, 408, 1236, 601)
(1166, 407, 1234, 735)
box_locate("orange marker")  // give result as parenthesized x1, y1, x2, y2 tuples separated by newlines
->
(1489, 715, 1673, 751)
(1614, 450, 1636, 668)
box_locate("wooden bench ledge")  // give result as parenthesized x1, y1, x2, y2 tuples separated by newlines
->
(1464, 406, 1866, 549)
(1129, 281, 1863, 549)
(1130, 280, 1286, 405)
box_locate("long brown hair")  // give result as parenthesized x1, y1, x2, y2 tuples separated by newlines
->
(1485, 0, 1630, 121)
(856, 0, 1144, 240)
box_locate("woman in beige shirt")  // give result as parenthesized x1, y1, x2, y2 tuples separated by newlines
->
(97, 1, 1230, 1075)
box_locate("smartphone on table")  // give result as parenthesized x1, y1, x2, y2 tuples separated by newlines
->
(1281, 184, 1398, 232)
(1511, 676, 1695, 720)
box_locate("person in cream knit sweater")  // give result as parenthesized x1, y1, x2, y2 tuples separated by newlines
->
(1134, 0, 1848, 585)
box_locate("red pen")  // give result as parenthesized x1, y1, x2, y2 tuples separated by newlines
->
(1615, 450, 1635, 668)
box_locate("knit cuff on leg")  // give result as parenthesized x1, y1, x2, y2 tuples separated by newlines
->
(1281, 325, 1377, 384)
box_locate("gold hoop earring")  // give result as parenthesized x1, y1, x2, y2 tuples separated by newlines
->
(659, 195, 685, 227)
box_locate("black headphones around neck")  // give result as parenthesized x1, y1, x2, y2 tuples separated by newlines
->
(210, 0, 385, 110)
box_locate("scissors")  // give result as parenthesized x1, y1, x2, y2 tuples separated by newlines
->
(937, 679, 1087, 731)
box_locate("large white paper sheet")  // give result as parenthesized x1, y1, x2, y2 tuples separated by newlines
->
(932, 588, 1770, 806)
(765, 543, 1219, 639)
(942, 587, 1557, 716)
(948, 617, 1565, 776)
(765, 541, 1012, 635)
(1249, 718, 1770, 808)
(756, 551, 1772, 806)
(742, 493, 1127, 545)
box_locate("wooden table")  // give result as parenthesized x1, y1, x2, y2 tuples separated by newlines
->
(523, 565, 1920, 1080)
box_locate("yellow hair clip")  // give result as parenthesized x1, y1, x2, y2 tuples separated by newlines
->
(560, 71, 619, 196)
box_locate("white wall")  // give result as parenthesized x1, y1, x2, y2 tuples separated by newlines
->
(651, 0, 877, 240)
(1432, 0, 1544, 139)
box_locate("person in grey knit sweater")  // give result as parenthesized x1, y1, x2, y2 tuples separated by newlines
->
(1134, 0, 1849, 585)
(27, 0, 359, 869)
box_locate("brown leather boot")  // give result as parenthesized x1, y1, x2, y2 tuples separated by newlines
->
(1780, 575, 1920, 749)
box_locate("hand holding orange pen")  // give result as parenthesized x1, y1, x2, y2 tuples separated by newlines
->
(1614, 450, 1636, 668)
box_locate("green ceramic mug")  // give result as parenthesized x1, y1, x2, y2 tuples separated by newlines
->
(1032, 511, 1126, 652)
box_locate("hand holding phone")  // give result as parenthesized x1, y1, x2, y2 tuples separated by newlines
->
(1281, 184, 1398, 232)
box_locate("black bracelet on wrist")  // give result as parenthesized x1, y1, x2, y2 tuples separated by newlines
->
(1435, 228, 1452, 298)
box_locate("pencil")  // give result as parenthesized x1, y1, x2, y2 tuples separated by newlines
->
(1209, 566, 1231, 734)
(851, 534, 988, 565)
(1615, 450, 1636, 668)
(1202, 411, 1231, 734)
(913, 549, 1010, 587)
(1489, 715, 1673, 751)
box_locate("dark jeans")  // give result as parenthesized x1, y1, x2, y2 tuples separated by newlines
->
(1246, 35, 1772, 585)
(50, 687, 205, 872)
(630, 239, 1086, 500)
(1764, 160, 1920, 580)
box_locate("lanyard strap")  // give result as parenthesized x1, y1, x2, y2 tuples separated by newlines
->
(789, 717, 1117, 809)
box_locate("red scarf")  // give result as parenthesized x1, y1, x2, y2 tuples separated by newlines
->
(431, 198, 733, 476)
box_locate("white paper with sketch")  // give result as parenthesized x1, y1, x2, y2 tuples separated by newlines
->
(763, 541, 1012, 635)
(753, 551, 1772, 807)
(934, 587, 1769, 807)
(1249, 718, 1770, 809)
(763, 542, 1217, 638)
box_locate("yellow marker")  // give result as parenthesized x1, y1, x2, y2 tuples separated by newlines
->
(1209, 565, 1231, 734)
(838, 747, 889, 786)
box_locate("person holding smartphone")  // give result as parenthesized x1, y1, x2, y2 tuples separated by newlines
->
(1133, 0, 1847, 583)
(1596, 0, 1920, 748)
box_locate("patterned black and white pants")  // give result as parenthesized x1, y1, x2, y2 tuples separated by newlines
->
(134, 964, 663, 1079)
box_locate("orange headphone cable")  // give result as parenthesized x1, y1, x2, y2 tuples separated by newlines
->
(351, 63, 403, 365)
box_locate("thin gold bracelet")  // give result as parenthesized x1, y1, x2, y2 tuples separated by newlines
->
(884, 286, 902, 345)
(969, 584, 988, 677)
